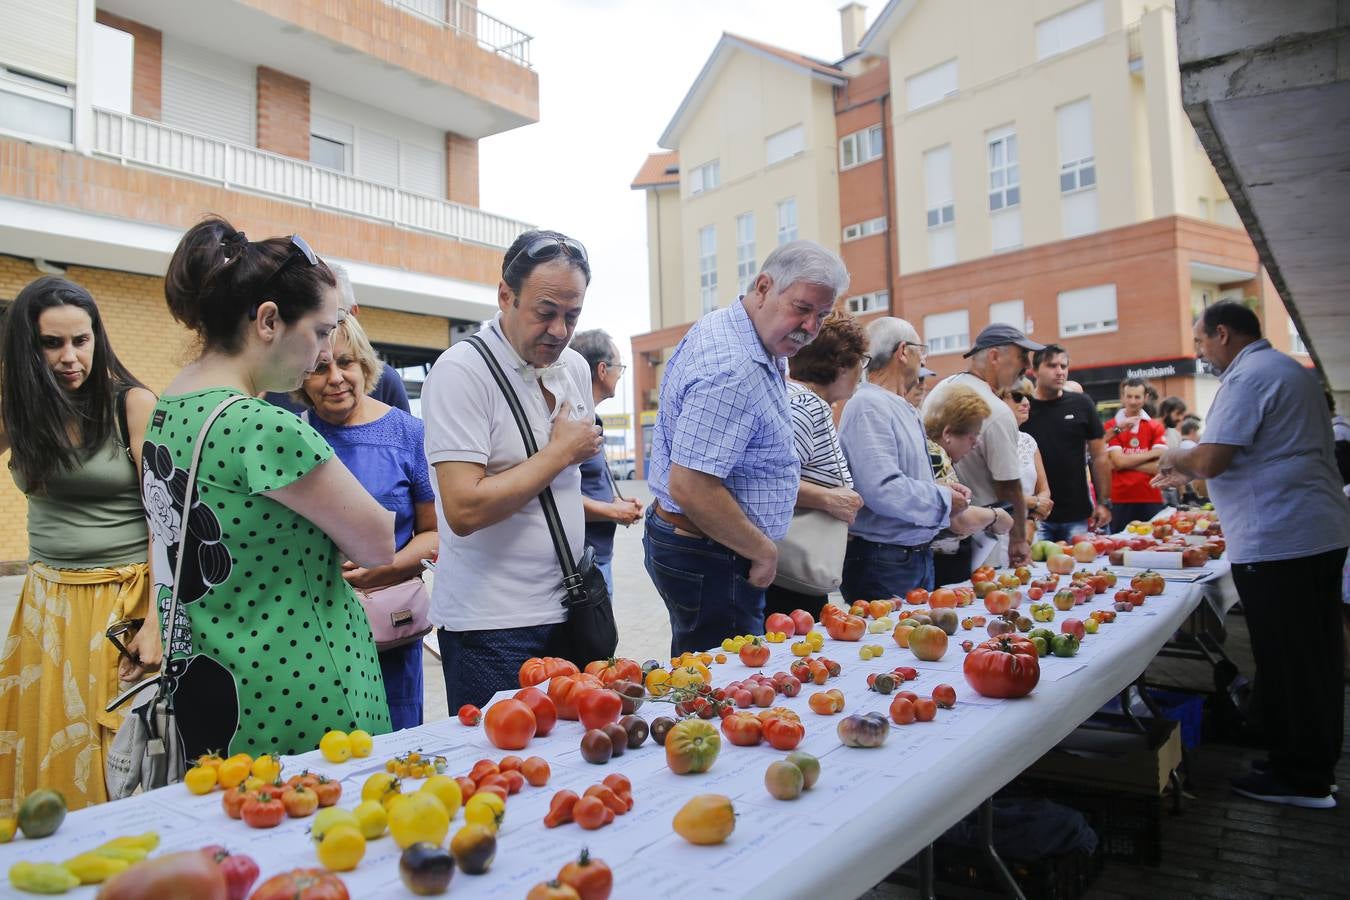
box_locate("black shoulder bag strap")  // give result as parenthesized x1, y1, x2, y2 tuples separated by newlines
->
(465, 336, 587, 605)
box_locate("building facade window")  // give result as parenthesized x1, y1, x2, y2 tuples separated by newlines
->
(310, 134, 348, 172)
(987, 128, 1020, 211)
(689, 159, 720, 196)
(699, 225, 718, 313)
(842, 216, 888, 242)
(735, 213, 756, 295)
(923, 144, 956, 267)
(1036, 0, 1105, 61)
(905, 59, 958, 112)
(0, 67, 73, 144)
(1057, 98, 1097, 237)
(766, 124, 804, 166)
(1058, 283, 1118, 337)
(777, 198, 798, 245)
(840, 124, 884, 170)
(924, 310, 970, 356)
(846, 291, 889, 315)
(988, 299, 1025, 331)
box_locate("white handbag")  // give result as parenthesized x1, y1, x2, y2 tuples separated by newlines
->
(773, 438, 849, 596)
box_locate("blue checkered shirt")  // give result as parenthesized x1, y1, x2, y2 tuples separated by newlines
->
(647, 299, 799, 541)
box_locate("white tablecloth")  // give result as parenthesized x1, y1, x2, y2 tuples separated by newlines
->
(0, 563, 1212, 899)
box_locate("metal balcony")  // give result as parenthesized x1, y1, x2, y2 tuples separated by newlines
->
(91, 108, 532, 250)
(390, 0, 532, 69)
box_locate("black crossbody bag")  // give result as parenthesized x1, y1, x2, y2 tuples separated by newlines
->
(465, 336, 618, 668)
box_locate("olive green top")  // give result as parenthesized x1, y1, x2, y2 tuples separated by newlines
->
(17, 433, 146, 570)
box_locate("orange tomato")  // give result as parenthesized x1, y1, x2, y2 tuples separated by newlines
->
(484, 700, 537, 751)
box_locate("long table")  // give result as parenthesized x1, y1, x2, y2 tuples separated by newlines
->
(0, 561, 1215, 899)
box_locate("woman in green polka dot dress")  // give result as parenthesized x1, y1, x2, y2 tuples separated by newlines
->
(144, 217, 396, 757)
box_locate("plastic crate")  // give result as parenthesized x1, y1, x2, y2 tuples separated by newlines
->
(930, 842, 1104, 899)
(1016, 778, 1164, 866)
(1094, 688, 1205, 750)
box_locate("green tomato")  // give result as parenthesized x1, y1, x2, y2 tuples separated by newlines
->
(1051, 634, 1080, 658)
(1031, 636, 1048, 658)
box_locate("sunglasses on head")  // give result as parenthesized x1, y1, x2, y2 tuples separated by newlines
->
(506, 235, 588, 271)
(250, 234, 319, 319)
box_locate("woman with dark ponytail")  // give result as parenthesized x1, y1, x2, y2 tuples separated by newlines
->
(142, 216, 395, 761)
(0, 276, 158, 814)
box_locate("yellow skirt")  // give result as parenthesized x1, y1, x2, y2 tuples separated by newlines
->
(0, 562, 150, 815)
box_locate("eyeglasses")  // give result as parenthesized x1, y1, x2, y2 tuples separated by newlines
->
(1009, 391, 1027, 403)
(505, 235, 589, 271)
(605, 361, 627, 376)
(250, 234, 318, 319)
(896, 340, 927, 358)
(859, 354, 872, 369)
(105, 617, 145, 663)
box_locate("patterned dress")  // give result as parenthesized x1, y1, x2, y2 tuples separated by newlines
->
(141, 389, 389, 758)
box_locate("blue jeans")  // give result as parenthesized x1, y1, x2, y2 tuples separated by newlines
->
(437, 622, 557, 712)
(841, 538, 934, 601)
(597, 559, 614, 598)
(643, 512, 765, 657)
(378, 640, 424, 732)
(1037, 519, 1090, 543)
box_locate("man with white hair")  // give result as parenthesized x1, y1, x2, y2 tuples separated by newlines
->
(924, 323, 1043, 567)
(645, 240, 849, 654)
(838, 317, 971, 599)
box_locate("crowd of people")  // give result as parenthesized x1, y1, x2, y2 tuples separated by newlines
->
(0, 223, 1345, 817)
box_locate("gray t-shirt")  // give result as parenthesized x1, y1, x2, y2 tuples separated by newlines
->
(1202, 339, 1350, 563)
(923, 373, 1022, 505)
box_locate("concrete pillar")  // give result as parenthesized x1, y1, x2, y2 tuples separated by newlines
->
(256, 67, 310, 160)
(445, 132, 479, 206)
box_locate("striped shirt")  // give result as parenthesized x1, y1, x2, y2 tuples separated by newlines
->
(788, 381, 852, 488)
(647, 299, 799, 540)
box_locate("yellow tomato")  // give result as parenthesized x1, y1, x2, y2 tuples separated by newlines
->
(310, 807, 360, 844)
(720, 638, 736, 652)
(316, 824, 365, 872)
(216, 758, 250, 789)
(0, 818, 16, 843)
(463, 792, 505, 831)
(420, 775, 463, 820)
(361, 772, 401, 805)
(250, 755, 281, 782)
(791, 641, 811, 657)
(243, 776, 266, 792)
(184, 765, 217, 795)
(644, 668, 672, 697)
(388, 792, 450, 849)
(347, 730, 373, 759)
(352, 801, 388, 840)
(318, 731, 351, 764)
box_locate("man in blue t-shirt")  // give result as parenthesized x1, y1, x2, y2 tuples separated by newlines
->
(571, 330, 643, 596)
(264, 263, 411, 414)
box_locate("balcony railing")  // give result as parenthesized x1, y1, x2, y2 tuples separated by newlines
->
(91, 109, 531, 251)
(390, 0, 533, 69)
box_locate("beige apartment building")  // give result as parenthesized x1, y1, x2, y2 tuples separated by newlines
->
(631, 0, 1312, 474)
(0, 0, 538, 563)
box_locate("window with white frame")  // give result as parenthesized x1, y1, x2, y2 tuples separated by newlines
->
(923, 144, 956, 267)
(988, 299, 1025, 331)
(840, 124, 884, 170)
(1035, 0, 1105, 61)
(310, 134, 348, 172)
(842, 216, 888, 242)
(0, 67, 73, 144)
(777, 198, 798, 245)
(766, 124, 804, 166)
(906, 59, 958, 112)
(1289, 318, 1309, 354)
(689, 160, 720, 196)
(1058, 284, 1118, 337)
(846, 291, 890, 315)
(924, 310, 970, 356)
(699, 225, 718, 313)
(735, 213, 757, 295)
(988, 127, 1020, 211)
(1057, 99, 1095, 193)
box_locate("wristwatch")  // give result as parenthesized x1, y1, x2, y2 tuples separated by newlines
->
(1100, 499, 1113, 510)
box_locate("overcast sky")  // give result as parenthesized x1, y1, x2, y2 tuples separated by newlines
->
(475, 0, 865, 417)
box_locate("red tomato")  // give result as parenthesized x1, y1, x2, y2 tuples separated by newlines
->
(575, 688, 623, 731)
(889, 697, 916, 725)
(738, 638, 771, 667)
(199, 847, 259, 900)
(825, 614, 867, 641)
(240, 791, 286, 828)
(484, 699, 538, 750)
(905, 588, 929, 606)
(249, 868, 349, 900)
(583, 657, 642, 686)
(458, 704, 482, 726)
(281, 785, 318, 818)
(311, 775, 341, 808)
(558, 849, 613, 900)
(762, 717, 804, 750)
(931, 684, 957, 709)
(97, 850, 228, 900)
(962, 637, 1041, 698)
(913, 698, 937, 722)
(929, 588, 959, 608)
(548, 673, 603, 720)
(519, 656, 580, 688)
(719, 712, 764, 747)
(788, 609, 815, 636)
(764, 612, 796, 636)
(513, 687, 558, 736)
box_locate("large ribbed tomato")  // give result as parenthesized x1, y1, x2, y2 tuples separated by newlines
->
(519, 656, 579, 688)
(583, 657, 642, 686)
(962, 636, 1041, 698)
(547, 673, 603, 720)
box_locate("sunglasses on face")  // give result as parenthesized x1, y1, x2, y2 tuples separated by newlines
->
(250, 234, 319, 319)
(506, 235, 589, 271)
(1008, 391, 1027, 403)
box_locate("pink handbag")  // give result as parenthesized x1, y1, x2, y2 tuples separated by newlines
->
(354, 577, 432, 651)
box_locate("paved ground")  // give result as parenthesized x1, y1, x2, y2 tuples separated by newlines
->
(6, 487, 1347, 897)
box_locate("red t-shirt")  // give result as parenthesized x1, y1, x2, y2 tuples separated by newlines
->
(1108, 417, 1168, 503)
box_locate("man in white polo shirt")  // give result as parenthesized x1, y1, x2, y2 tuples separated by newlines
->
(421, 230, 603, 711)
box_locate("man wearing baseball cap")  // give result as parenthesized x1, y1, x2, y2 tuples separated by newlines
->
(922, 323, 1044, 567)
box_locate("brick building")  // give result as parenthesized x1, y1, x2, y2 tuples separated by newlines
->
(0, 0, 540, 563)
(630, 0, 1313, 475)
